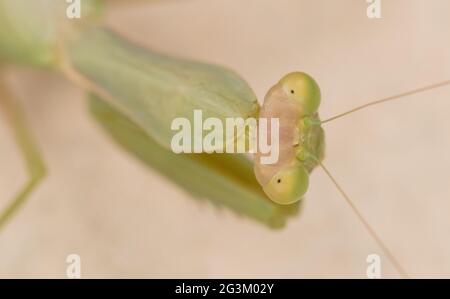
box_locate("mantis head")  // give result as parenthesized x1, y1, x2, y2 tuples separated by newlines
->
(256, 72, 322, 205)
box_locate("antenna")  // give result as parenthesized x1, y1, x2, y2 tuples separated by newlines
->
(315, 158, 409, 278)
(321, 80, 450, 124)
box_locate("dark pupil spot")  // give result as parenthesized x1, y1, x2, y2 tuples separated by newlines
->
(290, 90, 295, 94)
(277, 179, 281, 183)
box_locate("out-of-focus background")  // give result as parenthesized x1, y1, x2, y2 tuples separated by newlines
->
(0, 0, 449, 278)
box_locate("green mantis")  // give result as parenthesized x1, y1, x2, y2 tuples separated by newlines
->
(1, 0, 450, 278)
(0, 0, 298, 230)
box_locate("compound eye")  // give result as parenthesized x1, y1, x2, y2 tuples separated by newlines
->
(263, 164, 309, 205)
(281, 72, 321, 116)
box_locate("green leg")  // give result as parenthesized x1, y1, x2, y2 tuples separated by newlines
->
(0, 79, 46, 231)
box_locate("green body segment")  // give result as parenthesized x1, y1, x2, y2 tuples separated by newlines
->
(66, 27, 259, 151)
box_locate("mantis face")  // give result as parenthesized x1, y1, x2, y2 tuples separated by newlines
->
(255, 72, 324, 205)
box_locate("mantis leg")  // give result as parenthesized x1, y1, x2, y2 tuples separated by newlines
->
(0, 78, 46, 230)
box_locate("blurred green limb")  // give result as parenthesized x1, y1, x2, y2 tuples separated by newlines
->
(0, 0, 103, 68)
(90, 94, 299, 229)
(0, 77, 46, 230)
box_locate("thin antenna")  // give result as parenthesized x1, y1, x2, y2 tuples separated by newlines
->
(321, 80, 450, 124)
(316, 159, 409, 278)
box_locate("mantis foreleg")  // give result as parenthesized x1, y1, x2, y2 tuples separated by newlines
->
(0, 73, 46, 231)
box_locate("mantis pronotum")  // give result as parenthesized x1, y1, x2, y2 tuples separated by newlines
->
(0, 0, 449, 278)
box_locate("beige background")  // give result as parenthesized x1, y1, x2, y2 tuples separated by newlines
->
(1, 0, 450, 278)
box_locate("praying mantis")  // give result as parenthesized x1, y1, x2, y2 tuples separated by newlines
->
(0, 0, 449, 278)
